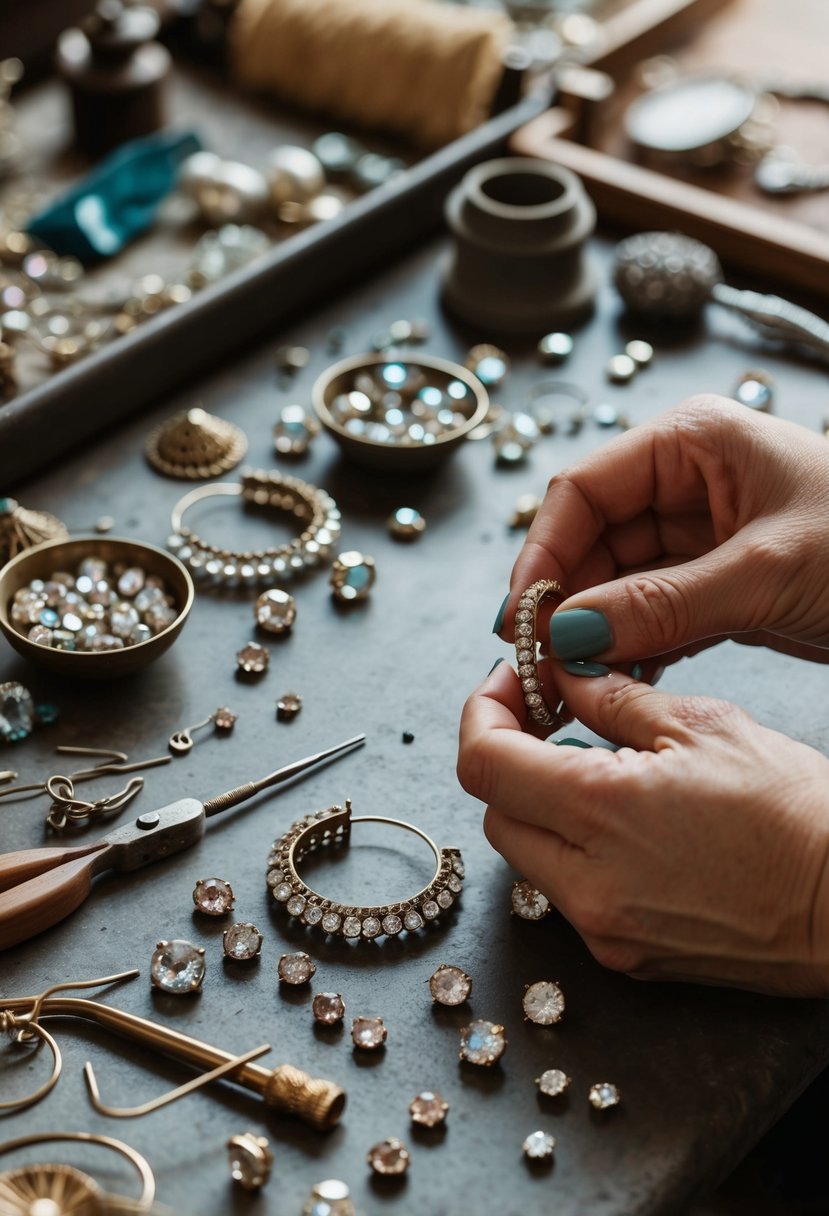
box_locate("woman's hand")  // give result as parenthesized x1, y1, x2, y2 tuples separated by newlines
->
(496, 397, 829, 671)
(458, 662, 829, 995)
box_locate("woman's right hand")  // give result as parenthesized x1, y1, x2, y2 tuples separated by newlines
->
(498, 396, 829, 671)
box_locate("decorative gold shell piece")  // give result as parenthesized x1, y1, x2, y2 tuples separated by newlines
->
(0, 1162, 102, 1215)
(0, 498, 69, 568)
(145, 408, 248, 479)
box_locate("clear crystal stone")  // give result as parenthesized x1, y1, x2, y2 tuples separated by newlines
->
(110, 602, 139, 638)
(526, 692, 543, 708)
(517, 622, 533, 637)
(322, 912, 342, 933)
(303, 905, 323, 925)
(515, 609, 532, 622)
(272, 881, 292, 901)
(223, 922, 263, 960)
(342, 916, 361, 938)
(366, 1138, 409, 1176)
(278, 951, 316, 984)
(511, 879, 551, 920)
(302, 1179, 355, 1216)
(193, 877, 235, 916)
(523, 980, 565, 1025)
(351, 1017, 387, 1049)
(589, 1082, 620, 1110)
(459, 1020, 506, 1066)
(150, 940, 205, 994)
(0, 682, 35, 742)
(286, 894, 307, 916)
(361, 916, 381, 938)
(409, 1091, 449, 1127)
(404, 909, 423, 931)
(517, 649, 533, 664)
(452, 857, 465, 878)
(382, 913, 402, 936)
(255, 588, 297, 634)
(422, 900, 439, 920)
(312, 992, 345, 1025)
(117, 567, 145, 598)
(447, 874, 463, 894)
(429, 964, 472, 1006)
(523, 1130, 556, 1160)
(536, 1068, 571, 1097)
(522, 678, 539, 692)
(436, 890, 453, 910)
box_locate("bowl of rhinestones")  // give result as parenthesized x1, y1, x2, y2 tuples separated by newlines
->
(0, 536, 194, 679)
(312, 352, 490, 472)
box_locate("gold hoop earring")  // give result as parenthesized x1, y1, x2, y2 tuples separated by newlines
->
(0, 1130, 155, 1209)
(0, 1011, 61, 1112)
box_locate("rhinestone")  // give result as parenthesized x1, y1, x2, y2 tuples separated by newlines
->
(594, 402, 621, 428)
(28, 625, 53, 646)
(342, 915, 361, 938)
(409, 1090, 449, 1127)
(214, 707, 237, 731)
(303, 904, 323, 925)
(361, 916, 381, 938)
(382, 913, 402, 936)
(278, 951, 316, 984)
(625, 339, 654, 367)
(366, 1137, 409, 1176)
(274, 404, 319, 455)
(589, 1082, 621, 1110)
(322, 911, 342, 933)
(352, 1016, 387, 1049)
(526, 692, 542, 708)
(522, 678, 539, 692)
(312, 992, 346, 1025)
(286, 894, 307, 917)
(538, 332, 574, 363)
(110, 602, 139, 638)
(0, 682, 34, 743)
(388, 506, 425, 540)
(223, 922, 263, 961)
(227, 1132, 273, 1189)
(735, 370, 773, 411)
(255, 588, 297, 634)
(459, 1020, 507, 1066)
(422, 900, 439, 920)
(302, 1179, 355, 1216)
(536, 1068, 572, 1097)
(447, 873, 463, 894)
(436, 889, 454, 909)
(193, 876, 235, 916)
(117, 567, 145, 598)
(403, 909, 423, 932)
(494, 437, 527, 465)
(516, 609, 532, 623)
(523, 1130, 556, 1161)
(150, 940, 205, 994)
(523, 980, 566, 1025)
(38, 607, 60, 628)
(237, 641, 269, 674)
(79, 557, 108, 581)
(517, 622, 533, 637)
(429, 963, 472, 1006)
(277, 692, 302, 720)
(330, 551, 376, 602)
(272, 881, 292, 901)
(452, 857, 465, 878)
(467, 343, 510, 386)
(511, 879, 552, 920)
(606, 353, 637, 383)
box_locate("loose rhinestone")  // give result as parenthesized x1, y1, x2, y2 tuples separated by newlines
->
(523, 1130, 556, 1161)
(302, 1179, 355, 1216)
(193, 876, 235, 916)
(536, 1068, 572, 1097)
(459, 1020, 507, 1066)
(352, 1016, 387, 1050)
(422, 900, 439, 920)
(381, 913, 402, 936)
(523, 980, 566, 1025)
(330, 551, 376, 602)
(117, 567, 145, 598)
(322, 911, 342, 933)
(403, 909, 423, 932)
(303, 905, 323, 925)
(388, 506, 425, 540)
(277, 692, 302, 720)
(110, 602, 139, 638)
(286, 894, 307, 917)
(227, 1132, 273, 1189)
(272, 881, 293, 902)
(511, 879, 551, 920)
(366, 1137, 409, 1176)
(606, 353, 637, 383)
(436, 889, 453, 910)
(467, 343, 510, 387)
(0, 682, 35, 743)
(312, 992, 346, 1025)
(236, 641, 269, 674)
(278, 951, 316, 984)
(362, 916, 381, 938)
(342, 916, 362, 938)
(255, 588, 297, 634)
(223, 922, 263, 961)
(538, 331, 574, 363)
(589, 1082, 621, 1110)
(213, 707, 237, 731)
(409, 1090, 449, 1127)
(429, 963, 472, 1006)
(150, 940, 205, 994)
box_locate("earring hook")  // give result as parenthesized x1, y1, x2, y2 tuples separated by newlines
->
(0, 1012, 61, 1112)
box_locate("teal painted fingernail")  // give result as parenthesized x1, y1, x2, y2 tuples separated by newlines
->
(492, 593, 510, 634)
(487, 658, 505, 676)
(555, 737, 593, 748)
(549, 609, 612, 660)
(652, 666, 665, 686)
(631, 663, 643, 681)
(562, 660, 610, 678)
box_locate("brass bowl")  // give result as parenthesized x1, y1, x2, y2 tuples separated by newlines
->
(0, 536, 194, 680)
(312, 352, 490, 472)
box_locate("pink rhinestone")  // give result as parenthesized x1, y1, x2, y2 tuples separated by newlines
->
(351, 1016, 387, 1050)
(312, 992, 345, 1025)
(192, 877, 235, 916)
(367, 1138, 409, 1176)
(409, 1091, 449, 1127)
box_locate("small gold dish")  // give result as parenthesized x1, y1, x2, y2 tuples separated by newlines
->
(0, 536, 194, 680)
(312, 353, 489, 472)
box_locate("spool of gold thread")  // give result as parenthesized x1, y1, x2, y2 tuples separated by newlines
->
(230, 0, 513, 148)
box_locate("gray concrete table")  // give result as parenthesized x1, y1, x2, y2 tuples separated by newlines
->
(2, 236, 828, 1216)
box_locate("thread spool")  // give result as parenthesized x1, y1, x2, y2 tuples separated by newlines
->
(230, 0, 513, 148)
(442, 157, 597, 336)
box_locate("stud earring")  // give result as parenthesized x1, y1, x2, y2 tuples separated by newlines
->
(168, 706, 237, 754)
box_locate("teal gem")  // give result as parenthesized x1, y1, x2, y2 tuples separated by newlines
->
(0, 682, 35, 744)
(35, 703, 60, 726)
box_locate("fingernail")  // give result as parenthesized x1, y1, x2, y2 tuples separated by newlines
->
(492, 593, 509, 634)
(652, 665, 665, 686)
(554, 737, 593, 748)
(631, 663, 643, 681)
(549, 609, 612, 660)
(487, 657, 505, 676)
(562, 660, 610, 678)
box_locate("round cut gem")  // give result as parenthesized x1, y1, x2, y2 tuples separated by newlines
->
(255, 588, 297, 634)
(342, 916, 361, 938)
(511, 879, 551, 921)
(278, 951, 316, 984)
(366, 1137, 409, 1176)
(523, 1130, 556, 1161)
(352, 1016, 387, 1050)
(447, 874, 463, 894)
(429, 964, 472, 1006)
(312, 992, 346, 1025)
(223, 922, 263, 961)
(436, 889, 453, 910)
(236, 641, 269, 674)
(0, 681, 35, 743)
(322, 911, 342, 933)
(150, 940, 205, 994)
(213, 706, 238, 732)
(452, 857, 465, 878)
(303, 1178, 354, 1216)
(422, 900, 439, 920)
(523, 980, 566, 1025)
(388, 506, 425, 540)
(589, 1082, 620, 1110)
(272, 881, 293, 901)
(409, 1091, 449, 1128)
(330, 551, 376, 602)
(381, 913, 402, 936)
(403, 909, 423, 932)
(117, 567, 145, 598)
(193, 876, 235, 916)
(277, 692, 303, 720)
(459, 1020, 506, 1066)
(536, 1068, 571, 1097)
(227, 1132, 273, 1190)
(303, 905, 323, 925)
(286, 894, 307, 917)
(361, 916, 381, 938)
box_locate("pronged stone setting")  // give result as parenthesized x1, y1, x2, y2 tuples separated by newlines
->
(429, 964, 472, 1006)
(523, 1130, 556, 1161)
(511, 879, 552, 921)
(589, 1082, 621, 1110)
(523, 980, 565, 1026)
(409, 1091, 449, 1127)
(277, 951, 316, 985)
(150, 940, 205, 994)
(459, 1020, 507, 1066)
(227, 1131, 274, 1189)
(312, 992, 346, 1025)
(352, 1016, 387, 1050)
(536, 1068, 571, 1097)
(192, 876, 235, 916)
(222, 922, 263, 961)
(366, 1137, 409, 1176)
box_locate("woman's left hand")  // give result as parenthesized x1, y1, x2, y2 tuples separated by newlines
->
(458, 661, 829, 995)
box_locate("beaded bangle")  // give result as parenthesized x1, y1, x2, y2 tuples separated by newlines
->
(168, 469, 341, 588)
(514, 579, 566, 729)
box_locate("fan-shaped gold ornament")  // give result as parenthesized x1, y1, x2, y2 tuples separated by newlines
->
(0, 498, 68, 568)
(145, 408, 248, 479)
(0, 1162, 102, 1215)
